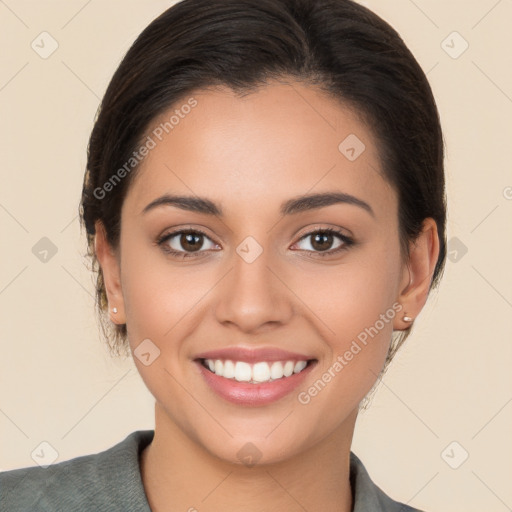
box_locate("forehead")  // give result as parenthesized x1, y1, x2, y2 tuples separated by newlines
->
(124, 81, 396, 221)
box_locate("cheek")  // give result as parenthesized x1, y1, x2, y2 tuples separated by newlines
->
(119, 247, 211, 421)
(290, 243, 401, 338)
(296, 266, 396, 364)
(293, 272, 398, 427)
(120, 242, 219, 347)
(290, 245, 400, 400)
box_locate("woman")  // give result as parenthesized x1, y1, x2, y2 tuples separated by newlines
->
(0, 0, 445, 510)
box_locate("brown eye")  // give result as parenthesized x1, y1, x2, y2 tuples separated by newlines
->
(179, 232, 204, 252)
(293, 228, 354, 257)
(157, 229, 218, 257)
(310, 232, 336, 252)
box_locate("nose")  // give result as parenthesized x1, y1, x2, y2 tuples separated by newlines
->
(214, 242, 294, 334)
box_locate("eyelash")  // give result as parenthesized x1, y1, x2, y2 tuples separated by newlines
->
(156, 227, 355, 260)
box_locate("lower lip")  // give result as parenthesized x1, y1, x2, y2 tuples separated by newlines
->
(195, 360, 317, 407)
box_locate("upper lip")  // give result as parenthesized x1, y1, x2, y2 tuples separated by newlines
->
(194, 346, 316, 364)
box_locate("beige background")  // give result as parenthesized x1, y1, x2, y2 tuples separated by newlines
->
(1, 1, 511, 510)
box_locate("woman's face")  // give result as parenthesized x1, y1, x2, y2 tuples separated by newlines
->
(104, 81, 418, 464)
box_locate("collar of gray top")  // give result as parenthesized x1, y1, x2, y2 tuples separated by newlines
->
(0, 429, 425, 512)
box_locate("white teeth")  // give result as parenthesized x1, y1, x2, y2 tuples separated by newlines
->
(252, 362, 271, 382)
(270, 361, 284, 380)
(294, 360, 307, 373)
(283, 361, 294, 377)
(223, 359, 235, 379)
(234, 361, 252, 382)
(203, 358, 310, 383)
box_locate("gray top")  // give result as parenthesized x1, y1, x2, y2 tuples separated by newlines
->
(0, 430, 425, 511)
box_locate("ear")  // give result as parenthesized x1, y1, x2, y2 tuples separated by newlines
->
(394, 218, 440, 331)
(94, 220, 126, 324)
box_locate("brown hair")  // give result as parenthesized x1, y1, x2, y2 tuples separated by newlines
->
(79, 0, 447, 370)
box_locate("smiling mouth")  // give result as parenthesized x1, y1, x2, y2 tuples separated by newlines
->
(198, 358, 317, 384)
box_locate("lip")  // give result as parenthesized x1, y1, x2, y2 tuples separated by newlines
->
(193, 346, 314, 364)
(195, 359, 318, 407)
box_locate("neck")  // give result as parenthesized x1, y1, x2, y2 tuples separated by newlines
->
(140, 403, 357, 512)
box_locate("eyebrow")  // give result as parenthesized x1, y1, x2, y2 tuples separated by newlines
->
(141, 191, 375, 218)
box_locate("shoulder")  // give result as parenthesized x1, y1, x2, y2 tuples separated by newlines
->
(350, 452, 427, 512)
(0, 430, 154, 512)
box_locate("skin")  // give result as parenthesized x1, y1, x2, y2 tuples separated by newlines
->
(95, 80, 439, 512)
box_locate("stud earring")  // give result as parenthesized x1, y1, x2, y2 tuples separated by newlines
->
(403, 314, 413, 322)
(112, 307, 118, 314)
